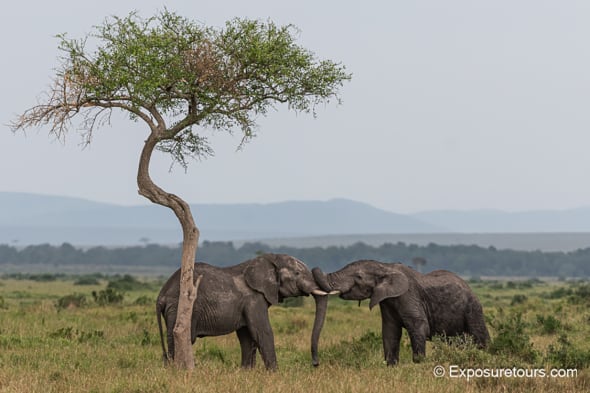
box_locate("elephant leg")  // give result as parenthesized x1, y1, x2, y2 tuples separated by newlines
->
(380, 304, 402, 366)
(465, 302, 490, 348)
(165, 308, 177, 361)
(406, 319, 429, 363)
(245, 306, 277, 371)
(236, 327, 257, 369)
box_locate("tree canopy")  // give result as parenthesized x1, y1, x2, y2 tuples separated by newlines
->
(13, 10, 350, 167)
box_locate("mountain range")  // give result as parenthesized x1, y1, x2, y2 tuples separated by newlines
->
(1, 192, 590, 248)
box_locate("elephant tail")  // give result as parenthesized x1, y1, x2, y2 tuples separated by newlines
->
(156, 299, 168, 365)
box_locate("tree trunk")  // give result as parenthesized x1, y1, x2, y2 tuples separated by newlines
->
(137, 132, 199, 370)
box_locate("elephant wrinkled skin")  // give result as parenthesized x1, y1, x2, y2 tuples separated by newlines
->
(156, 253, 329, 370)
(313, 260, 489, 365)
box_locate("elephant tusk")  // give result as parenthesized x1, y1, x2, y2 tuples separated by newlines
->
(328, 290, 340, 295)
(311, 289, 329, 296)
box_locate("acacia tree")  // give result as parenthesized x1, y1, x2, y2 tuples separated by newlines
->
(11, 11, 349, 369)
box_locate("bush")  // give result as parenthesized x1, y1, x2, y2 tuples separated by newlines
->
(510, 294, 528, 305)
(49, 327, 104, 343)
(431, 334, 491, 366)
(107, 275, 151, 291)
(49, 326, 78, 340)
(545, 334, 590, 368)
(322, 331, 383, 368)
(569, 284, 590, 304)
(55, 293, 87, 310)
(92, 288, 124, 306)
(546, 286, 572, 299)
(488, 313, 538, 363)
(536, 314, 562, 335)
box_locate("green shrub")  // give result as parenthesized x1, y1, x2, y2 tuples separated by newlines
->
(49, 326, 78, 340)
(431, 334, 491, 366)
(55, 293, 87, 310)
(107, 275, 151, 291)
(0, 296, 7, 309)
(510, 294, 528, 305)
(49, 327, 104, 343)
(545, 334, 590, 368)
(322, 331, 383, 368)
(79, 330, 105, 343)
(92, 288, 124, 306)
(546, 286, 572, 299)
(536, 314, 562, 335)
(488, 313, 538, 363)
(569, 284, 590, 304)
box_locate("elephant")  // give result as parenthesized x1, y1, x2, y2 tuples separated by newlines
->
(312, 260, 489, 365)
(156, 253, 330, 371)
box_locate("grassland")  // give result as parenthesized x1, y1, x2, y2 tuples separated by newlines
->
(0, 275, 589, 392)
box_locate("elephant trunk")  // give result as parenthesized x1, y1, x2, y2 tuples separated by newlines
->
(310, 292, 329, 367)
(312, 267, 332, 292)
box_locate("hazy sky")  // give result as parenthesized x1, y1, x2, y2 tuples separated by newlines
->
(2, 0, 590, 213)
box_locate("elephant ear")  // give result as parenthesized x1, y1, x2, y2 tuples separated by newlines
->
(369, 271, 409, 309)
(244, 256, 279, 305)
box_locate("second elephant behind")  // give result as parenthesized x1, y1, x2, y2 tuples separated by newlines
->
(313, 260, 489, 365)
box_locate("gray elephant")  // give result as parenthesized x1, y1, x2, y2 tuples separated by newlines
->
(312, 260, 489, 365)
(156, 253, 330, 370)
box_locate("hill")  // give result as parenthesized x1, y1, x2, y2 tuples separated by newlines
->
(2, 192, 590, 249)
(0, 193, 439, 245)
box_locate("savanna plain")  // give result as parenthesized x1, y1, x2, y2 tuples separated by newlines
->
(0, 274, 589, 393)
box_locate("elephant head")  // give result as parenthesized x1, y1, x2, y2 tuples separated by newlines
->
(247, 254, 330, 367)
(244, 254, 329, 302)
(312, 260, 409, 309)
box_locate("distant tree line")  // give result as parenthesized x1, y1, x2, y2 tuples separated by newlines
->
(0, 241, 589, 278)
